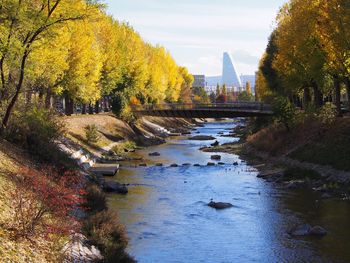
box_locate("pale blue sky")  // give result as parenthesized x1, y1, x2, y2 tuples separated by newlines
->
(104, 0, 286, 76)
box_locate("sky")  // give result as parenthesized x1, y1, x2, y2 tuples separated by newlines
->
(104, 0, 286, 76)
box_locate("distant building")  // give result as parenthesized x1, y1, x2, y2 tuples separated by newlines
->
(222, 52, 242, 88)
(192, 75, 206, 88)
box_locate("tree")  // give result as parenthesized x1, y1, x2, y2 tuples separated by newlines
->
(238, 91, 254, 102)
(0, 0, 87, 131)
(25, 26, 71, 108)
(222, 84, 227, 96)
(178, 67, 194, 104)
(318, 0, 350, 113)
(216, 84, 221, 98)
(192, 87, 210, 104)
(273, 0, 328, 108)
(60, 17, 102, 114)
(245, 81, 251, 94)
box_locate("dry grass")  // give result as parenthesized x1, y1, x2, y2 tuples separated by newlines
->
(247, 117, 350, 171)
(247, 116, 324, 156)
(0, 140, 64, 262)
(63, 113, 137, 154)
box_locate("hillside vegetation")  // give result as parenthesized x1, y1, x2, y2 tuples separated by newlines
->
(0, 141, 63, 262)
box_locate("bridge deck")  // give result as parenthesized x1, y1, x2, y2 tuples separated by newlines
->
(132, 102, 273, 118)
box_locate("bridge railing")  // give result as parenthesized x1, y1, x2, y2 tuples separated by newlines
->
(132, 102, 272, 112)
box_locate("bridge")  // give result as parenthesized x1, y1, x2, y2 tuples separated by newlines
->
(132, 102, 273, 118)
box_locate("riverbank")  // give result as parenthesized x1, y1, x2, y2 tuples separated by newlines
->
(0, 140, 64, 262)
(62, 113, 195, 158)
(201, 118, 350, 199)
(0, 113, 195, 262)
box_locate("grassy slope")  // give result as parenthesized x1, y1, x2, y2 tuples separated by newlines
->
(247, 118, 350, 171)
(63, 113, 136, 150)
(289, 119, 350, 171)
(63, 114, 194, 155)
(0, 141, 62, 262)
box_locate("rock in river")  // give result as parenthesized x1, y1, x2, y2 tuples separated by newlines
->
(188, 135, 216, 141)
(285, 180, 308, 189)
(211, 155, 221, 160)
(149, 152, 161, 157)
(208, 201, 233, 210)
(211, 141, 220, 147)
(103, 181, 128, 195)
(170, 164, 179, 167)
(309, 226, 328, 236)
(289, 224, 312, 236)
(289, 224, 327, 237)
(207, 162, 216, 166)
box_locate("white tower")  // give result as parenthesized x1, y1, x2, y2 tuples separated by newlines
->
(222, 52, 242, 88)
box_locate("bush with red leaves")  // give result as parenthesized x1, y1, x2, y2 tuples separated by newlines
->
(8, 167, 86, 240)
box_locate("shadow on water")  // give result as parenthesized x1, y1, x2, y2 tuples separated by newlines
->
(108, 120, 350, 263)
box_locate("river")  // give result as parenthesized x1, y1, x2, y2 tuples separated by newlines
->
(108, 120, 350, 263)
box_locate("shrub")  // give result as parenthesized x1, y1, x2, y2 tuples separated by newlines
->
(112, 141, 137, 156)
(317, 102, 337, 125)
(7, 167, 85, 240)
(83, 211, 136, 263)
(85, 124, 100, 144)
(111, 92, 128, 118)
(237, 91, 254, 102)
(4, 107, 73, 166)
(84, 184, 107, 214)
(272, 97, 296, 131)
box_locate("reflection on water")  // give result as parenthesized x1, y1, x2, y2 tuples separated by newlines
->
(108, 121, 350, 263)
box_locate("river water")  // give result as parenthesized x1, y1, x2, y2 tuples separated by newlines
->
(108, 120, 350, 263)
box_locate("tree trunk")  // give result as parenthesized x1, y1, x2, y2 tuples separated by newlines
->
(95, 100, 100, 114)
(344, 77, 350, 108)
(1, 53, 29, 132)
(38, 88, 44, 107)
(45, 87, 52, 109)
(64, 93, 74, 116)
(312, 82, 323, 108)
(303, 87, 311, 110)
(103, 96, 109, 112)
(334, 76, 342, 117)
(82, 104, 86, 114)
(88, 104, 94, 114)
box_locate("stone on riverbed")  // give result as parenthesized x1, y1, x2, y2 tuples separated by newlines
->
(194, 164, 201, 167)
(170, 164, 179, 167)
(149, 152, 161, 157)
(285, 180, 308, 189)
(289, 224, 312, 236)
(182, 163, 191, 166)
(289, 224, 327, 237)
(218, 162, 225, 165)
(309, 226, 328, 236)
(188, 135, 216, 141)
(211, 141, 220, 147)
(211, 155, 221, 160)
(207, 162, 216, 166)
(103, 181, 128, 195)
(233, 162, 239, 166)
(208, 201, 233, 210)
